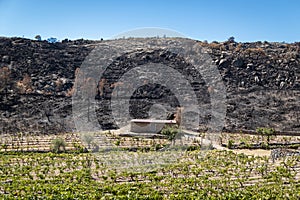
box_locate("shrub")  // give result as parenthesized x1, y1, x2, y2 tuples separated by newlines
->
(16, 74, 32, 94)
(160, 125, 179, 141)
(244, 48, 266, 56)
(228, 139, 234, 149)
(73, 143, 87, 153)
(115, 139, 121, 146)
(82, 134, 94, 149)
(51, 138, 66, 153)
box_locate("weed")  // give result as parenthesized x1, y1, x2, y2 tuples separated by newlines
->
(51, 138, 66, 153)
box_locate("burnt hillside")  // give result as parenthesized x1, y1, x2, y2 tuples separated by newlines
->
(0, 37, 299, 134)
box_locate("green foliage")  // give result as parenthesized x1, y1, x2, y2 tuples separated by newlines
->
(73, 143, 87, 153)
(260, 142, 269, 149)
(0, 150, 299, 199)
(256, 127, 275, 136)
(256, 127, 276, 144)
(51, 138, 66, 153)
(115, 139, 121, 146)
(228, 139, 234, 149)
(160, 125, 179, 140)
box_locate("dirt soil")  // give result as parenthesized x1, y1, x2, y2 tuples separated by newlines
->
(231, 149, 271, 157)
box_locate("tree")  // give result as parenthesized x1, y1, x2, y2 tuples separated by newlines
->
(0, 66, 11, 98)
(47, 37, 58, 43)
(82, 77, 97, 122)
(73, 69, 97, 121)
(174, 107, 183, 126)
(227, 36, 235, 43)
(98, 78, 106, 97)
(256, 127, 275, 145)
(35, 35, 42, 41)
(62, 38, 69, 43)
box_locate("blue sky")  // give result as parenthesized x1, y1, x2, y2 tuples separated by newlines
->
(0, 0, 299, 42)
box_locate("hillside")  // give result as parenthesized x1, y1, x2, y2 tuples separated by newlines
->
(0, 37, 299, 134)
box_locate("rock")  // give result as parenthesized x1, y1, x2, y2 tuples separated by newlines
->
(2, 55, 10, 63)
(232, 58, 244, 68)
(219, 58, 230, 68)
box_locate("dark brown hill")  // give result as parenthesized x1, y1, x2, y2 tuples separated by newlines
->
(0, 37, 299, 134)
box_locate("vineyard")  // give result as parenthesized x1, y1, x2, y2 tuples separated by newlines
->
(220, 131, 300, 150)
(0, 131, 300, 199)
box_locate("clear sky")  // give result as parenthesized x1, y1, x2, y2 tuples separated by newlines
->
(0, 0, 299, 42)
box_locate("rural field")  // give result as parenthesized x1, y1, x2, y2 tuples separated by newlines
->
(1, 131, 300, 199)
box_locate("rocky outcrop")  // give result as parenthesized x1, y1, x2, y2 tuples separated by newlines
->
(0, 37, 299, 134)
